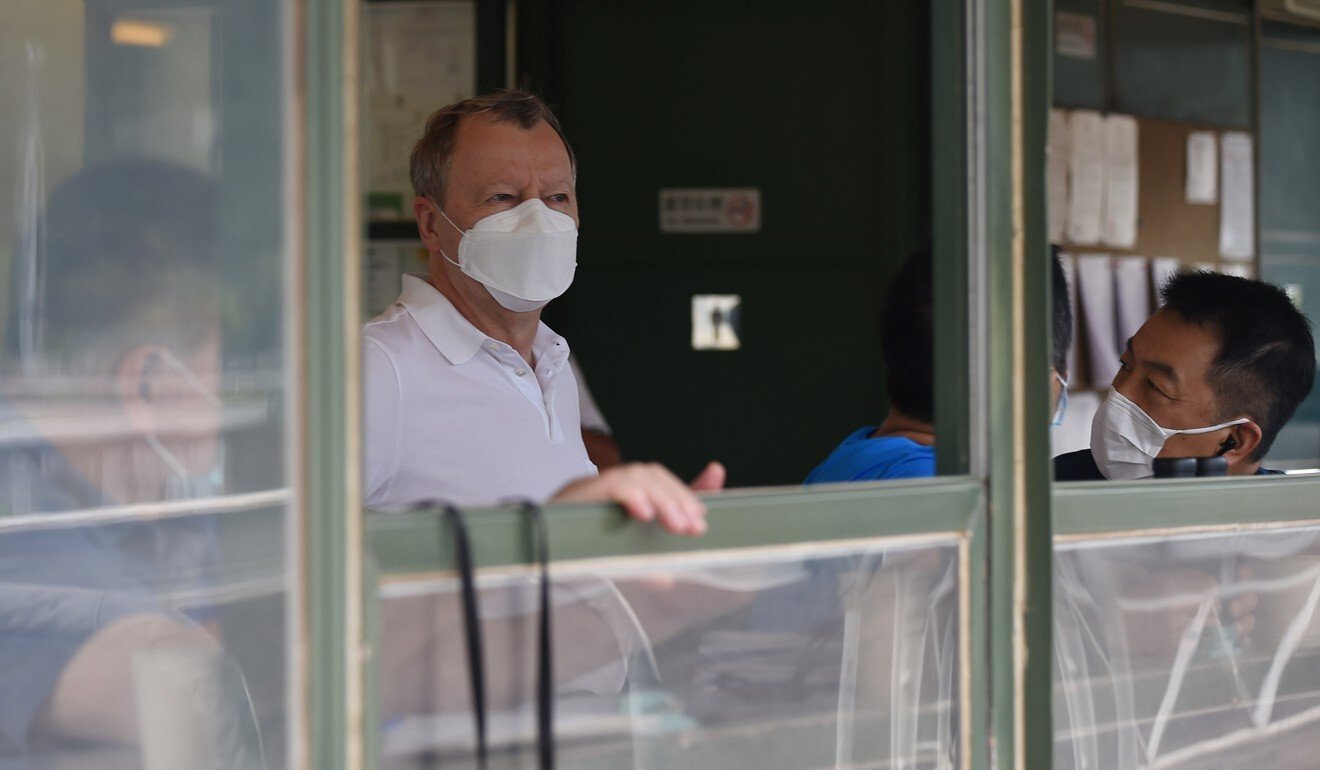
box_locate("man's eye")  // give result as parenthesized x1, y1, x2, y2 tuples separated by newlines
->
(489, 193, 515, 202)
(547, 194, 571, 204)
(1118, 357, 1132, 371)
(1148, 380, 1170, 399)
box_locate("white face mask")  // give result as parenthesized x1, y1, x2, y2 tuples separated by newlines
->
(1090, 388, 1250, 480)
(433, 198, 578, 312)
(1051, 371, 1069, 429)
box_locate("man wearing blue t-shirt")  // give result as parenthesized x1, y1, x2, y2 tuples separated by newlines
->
(808, 246, 1073, 483)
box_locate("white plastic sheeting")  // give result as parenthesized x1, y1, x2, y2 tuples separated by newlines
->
(378, 537, 965, 770)
(1054, 527, 1320, 769)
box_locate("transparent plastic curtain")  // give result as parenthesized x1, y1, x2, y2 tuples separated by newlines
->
(1, 1, 292, 766)
(376, 536, 963, 770)
(1054, 527, 1320, 770)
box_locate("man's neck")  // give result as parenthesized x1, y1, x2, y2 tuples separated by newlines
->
(873, 409, 936, 446)
(1229, 458, 1262, 476)
(429, 272, 541, 365)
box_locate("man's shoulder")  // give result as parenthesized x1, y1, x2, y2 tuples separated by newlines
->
(806, 429, 935, 484)
(362, 304, 425, 356)
(1054, 449, 1104, 481)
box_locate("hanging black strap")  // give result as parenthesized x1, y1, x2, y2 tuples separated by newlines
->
(444, 505, 488, 769)
(521, 500, 556, 770)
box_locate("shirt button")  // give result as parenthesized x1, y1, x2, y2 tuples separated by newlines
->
(515, 369, 527, 377)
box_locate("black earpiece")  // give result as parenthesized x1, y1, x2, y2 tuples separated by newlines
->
(1216, 434, 1238, 457)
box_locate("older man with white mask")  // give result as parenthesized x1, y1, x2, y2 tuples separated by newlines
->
(364, 91, 723, 534)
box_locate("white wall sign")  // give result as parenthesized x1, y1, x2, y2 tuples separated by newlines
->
(1056, 12, 1098, 59)
(660, 188, 761, 234)
(691, 295, 742, 351)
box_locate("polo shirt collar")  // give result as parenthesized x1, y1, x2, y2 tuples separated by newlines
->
(398, 274, 489, 365)
(397, 274, 572, 367)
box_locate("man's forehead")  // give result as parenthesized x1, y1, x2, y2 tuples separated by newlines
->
(1133, 309, 1221, 376)
(450, 115, 572, 176)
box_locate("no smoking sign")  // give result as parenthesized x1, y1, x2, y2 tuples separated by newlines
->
(659, 188, 761, 234)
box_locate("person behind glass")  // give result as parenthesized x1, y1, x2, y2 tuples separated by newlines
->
(805, 245, 1075, 483)
(1055, 271, 1316, 481)
(0, 159, 228, 752)
(363, 91, 722, 533)
(571, 355, 622, 470)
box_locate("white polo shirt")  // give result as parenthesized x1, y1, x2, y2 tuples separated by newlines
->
(363, 274, 596, 508)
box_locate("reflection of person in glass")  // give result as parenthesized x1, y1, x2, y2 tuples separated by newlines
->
(0, 159, 233, 754)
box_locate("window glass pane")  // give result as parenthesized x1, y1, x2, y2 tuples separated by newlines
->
(359, 0, 959, 513)
(1055, 526, 1320, 769)
(1048, 4, 1320, 476)
(379, 537, 964, 768)
(0, 0, 293, 765)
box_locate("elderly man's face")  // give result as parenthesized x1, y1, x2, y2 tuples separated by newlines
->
(423, 116, 577, 299)
(1112, 308, 1243, 459)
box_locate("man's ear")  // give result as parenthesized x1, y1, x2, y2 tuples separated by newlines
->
(116, 345, 164, 432)
(1222, 421, 1264, 469)
(412, 196, 446, 253)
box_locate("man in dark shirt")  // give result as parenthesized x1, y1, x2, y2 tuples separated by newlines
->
(1056, 271, 1315, 480)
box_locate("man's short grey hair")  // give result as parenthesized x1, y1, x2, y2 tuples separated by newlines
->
(409, 90, 577, 205)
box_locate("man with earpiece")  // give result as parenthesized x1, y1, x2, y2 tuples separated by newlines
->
(1055, 271, 1315, 481)
(362, 91, 724, 534)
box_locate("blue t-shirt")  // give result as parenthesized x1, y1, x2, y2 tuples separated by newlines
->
(805, 427, 936, 483)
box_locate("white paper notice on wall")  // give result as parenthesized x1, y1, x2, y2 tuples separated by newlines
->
(660, 189, 761, 234)
(1151, 257, 1181, 305)
(1220, 262, 1253, 279)
(1059, 252, 1080, 382)
(1048, 110, 1072, 243)
(1185, 132, 1218, 204)
(1113, 257, 1150, 346)
(1067, 111, 1106, 246)
(1077, 254, 1119, 388)
(1219, 132, 1255, 260)
(1102, 115, 1138, 249)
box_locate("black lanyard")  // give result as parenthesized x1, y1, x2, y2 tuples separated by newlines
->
(444, 502, 555, 770)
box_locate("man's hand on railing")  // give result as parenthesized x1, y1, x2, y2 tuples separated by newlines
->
(553, 461, 726, 536)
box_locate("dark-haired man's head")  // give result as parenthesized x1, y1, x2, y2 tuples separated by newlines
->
(1107, 271, 1315, 473)
(879, 245, 1075, 428)
(880, 244, 934, 425)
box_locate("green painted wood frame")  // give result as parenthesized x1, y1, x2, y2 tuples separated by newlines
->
(306, 0, 367, 768)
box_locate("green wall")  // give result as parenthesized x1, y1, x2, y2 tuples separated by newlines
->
(535, 0, 932, 486)
(1260, 21, 1320, 444)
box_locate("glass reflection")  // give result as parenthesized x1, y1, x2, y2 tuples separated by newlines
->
(378, 538, 962, 769)
(1, 1, 289, 765)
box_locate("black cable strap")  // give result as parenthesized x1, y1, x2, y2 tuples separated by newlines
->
(520, 501, 555, 770)
(444, 505, 488, 769)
